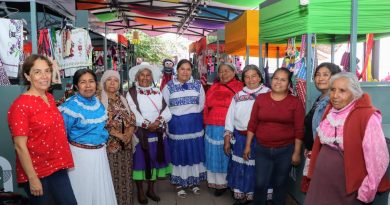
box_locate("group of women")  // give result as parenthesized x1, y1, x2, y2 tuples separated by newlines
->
(7, 54, 389, 205)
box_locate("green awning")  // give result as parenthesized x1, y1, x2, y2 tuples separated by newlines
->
(213, 0, 265, 8)
(260, 0, 390, 43)
(94, 12, 119, 22)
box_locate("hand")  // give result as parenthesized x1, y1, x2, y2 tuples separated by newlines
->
(147, 121, 160, 132)
(243, 146, 251, 161)
(29, 176, 43, 196)
(304, 149, 309, 158)
(223, 136, 231, 156)
(122, 130, 134, 145)
(291, 152, 301, 166)
(110, 130, 124, 141)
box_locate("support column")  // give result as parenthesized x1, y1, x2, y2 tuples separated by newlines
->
(104, 23, 108, 70)
(350, 0, 358, 74)
(372, 40, 380, 80)
(30, 0, 38, 54)
(245, 45, 250, 66)
(306, 34, 314, 112)
(276, 47, 280, 68)
(259, 39, 263, 70)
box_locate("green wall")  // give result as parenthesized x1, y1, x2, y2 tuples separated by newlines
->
(0, 86, 26, 193)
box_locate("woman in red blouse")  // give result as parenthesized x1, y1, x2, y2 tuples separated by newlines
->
(204, 63, 243, 196)
(244, 67, 304, 205)
(7, 55, 76, 205)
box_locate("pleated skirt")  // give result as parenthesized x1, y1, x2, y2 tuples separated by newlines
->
(168, 113, 206, 187)
(226, 130, 255, 200)
(68, 144, 118, 205)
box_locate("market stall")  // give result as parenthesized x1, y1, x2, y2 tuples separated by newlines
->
(224, 10, 292, 66)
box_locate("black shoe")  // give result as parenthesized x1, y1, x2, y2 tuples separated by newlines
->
(233, 199, 252, 205)
(137, 194, 148, 204)
(146, 192, 161, 202)
(214, 188, 227, 196)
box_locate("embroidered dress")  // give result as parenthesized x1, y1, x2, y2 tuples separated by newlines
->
(126, 84, 172, 181)
(225, 86, 270, 200)
(162, 77, 206, 187)
(59, 93, 117, 205)
(53, 28, 93, 77)
(0, 65, 10, 85)
(106, 93, 136, 205)
(0, 18, 23, 77)
(203, 79, 243, 188)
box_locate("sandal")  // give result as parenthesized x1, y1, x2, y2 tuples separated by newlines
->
(177, 189, 187, 198)
(191, 186, 201, 195)
(176, 186, 187, 198)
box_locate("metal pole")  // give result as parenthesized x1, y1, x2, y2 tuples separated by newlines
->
(306, 33, 313, 112)
(259, 39, 263, 70)
(372, 40, 380, 80)
(217, 40, 220, 58)
(331, 35, 335, 63)
(330, 43, 335, 63)
(350, 0, 358, 74)
(30, 0, 38, 54)
(104, 23, 108, 70)
(245, 45, 250, 66)
(276, 47, 280, 68)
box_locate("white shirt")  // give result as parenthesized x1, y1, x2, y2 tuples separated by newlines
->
(225, 85, 270, 132)
(126, 84, 172, 127)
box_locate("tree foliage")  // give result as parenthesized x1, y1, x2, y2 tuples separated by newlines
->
(125, 31, 172, 64)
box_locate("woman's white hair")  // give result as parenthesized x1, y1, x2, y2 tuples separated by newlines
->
(329, 72, 363, 100)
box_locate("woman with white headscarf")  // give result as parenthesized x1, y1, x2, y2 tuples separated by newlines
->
(126, 64, 172, 204)
(97, 70, 136, 205)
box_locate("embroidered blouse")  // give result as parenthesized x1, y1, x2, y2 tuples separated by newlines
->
(59, 93, 109, 145)
(8, 93, 74, 183)
(225, 85, 270, 133)
(162, 76, 205, 116)
(317, 101, 389, 203)
(126, 84, 172, 128)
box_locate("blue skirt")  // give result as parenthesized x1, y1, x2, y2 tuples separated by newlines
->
(226, 130, 256, 198)
(205, 125, 228, 173)
(168, 113, 206, 186)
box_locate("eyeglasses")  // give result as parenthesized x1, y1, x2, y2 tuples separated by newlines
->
(31, 69, 51, 77)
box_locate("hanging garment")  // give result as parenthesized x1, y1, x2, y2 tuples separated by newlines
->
(48, 56, 61, 84)
(38, 29, 52, 57)
(61, 29, 73, 58)
(54, 28, 93, 76)
(0, 18, 23, 78)
(0, 64, 11, 85)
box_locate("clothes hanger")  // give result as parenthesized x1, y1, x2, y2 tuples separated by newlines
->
(0, 2, 19, 18)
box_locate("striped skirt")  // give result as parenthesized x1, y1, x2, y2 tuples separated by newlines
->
(226, 130, 255, 200)
(168, 113, 206, 187)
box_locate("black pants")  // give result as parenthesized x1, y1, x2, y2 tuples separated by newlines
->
(22, 169, 77, 205)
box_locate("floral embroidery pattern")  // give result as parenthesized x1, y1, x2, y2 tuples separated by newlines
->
(138, 88, 159, 95)
(8, 19, 23, 62)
